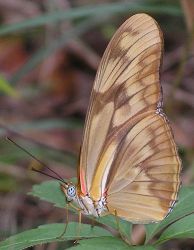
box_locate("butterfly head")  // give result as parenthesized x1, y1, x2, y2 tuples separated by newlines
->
(61, 182, 77, 202)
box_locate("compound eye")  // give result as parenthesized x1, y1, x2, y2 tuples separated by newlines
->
(67, 185, 76, 197)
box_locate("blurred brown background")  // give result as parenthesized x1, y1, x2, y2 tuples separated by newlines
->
(0, 0, 193, 249)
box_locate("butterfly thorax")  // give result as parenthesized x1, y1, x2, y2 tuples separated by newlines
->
(61, 183, 108, 217)
(77, 193, 108, 217)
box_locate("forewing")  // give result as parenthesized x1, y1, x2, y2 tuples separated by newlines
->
(78, 13, 163, 195)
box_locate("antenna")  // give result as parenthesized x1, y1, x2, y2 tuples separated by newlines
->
(6, 137, 68, 185)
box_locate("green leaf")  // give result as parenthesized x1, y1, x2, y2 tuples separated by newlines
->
(0, 223, 111, 250)
(30, 180, 131, 238)
(0, 75, 18, 97)
(69, 237, 156, 250)
(128, 246, 156, 250)
(128, 247, 156, 250)
(96, 216, 132, 240)
(68, 237, 128, 250)
(29, 180, 67, 208)
(155, 214, 194, 245)
(0, 3, 182, 36)
(145, 186, 194, 243)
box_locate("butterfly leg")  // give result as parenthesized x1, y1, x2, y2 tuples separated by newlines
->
(90, 216, 96, 229)
(71, 208, 83, 244)
(57, 202, 70, 239)
(78, 209, 82, 237)
(67, 202, 83, 243)
(114, 209, 132, 245)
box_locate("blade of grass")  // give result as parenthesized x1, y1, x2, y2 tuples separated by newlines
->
(0, 126, 77, 166)
(10, 15, 103, 83)
(0, 75, 18, 97)
(0, 118, 83, 132)
(0, 2, 182, 36)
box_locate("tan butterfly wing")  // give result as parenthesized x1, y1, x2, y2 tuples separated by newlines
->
(78, 13, 181, 222)
(106, 112, 181, 222)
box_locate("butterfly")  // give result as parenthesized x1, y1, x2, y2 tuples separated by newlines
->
(60, 13, 181, 224)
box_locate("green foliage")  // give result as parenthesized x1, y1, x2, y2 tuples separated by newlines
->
(0, 1, 182, 83)
(155, 214, 194, 245)
(7, 118, 83, 131)
(145, 186, 194, 242)
(68, 237, 156, 250)
(28, 180, 66, 208)
(0, 223, 111, 250)
(0, 174, 18, 191)
(29, 180, 132, 236)
(0, 2, 182, 36)
(1, 181, 194, 249)
(0, 139, 77, 167)
(0, 1, 188, 249)
(0, 75, 18, 97)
